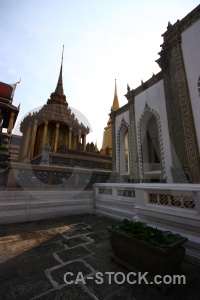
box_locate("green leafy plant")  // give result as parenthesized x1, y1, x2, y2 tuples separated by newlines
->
(112, 219, 182, 248)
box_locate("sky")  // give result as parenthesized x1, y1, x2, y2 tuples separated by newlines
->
(0, 0, 199, 149)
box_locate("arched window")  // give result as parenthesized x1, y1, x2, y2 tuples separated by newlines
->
(119, 124, 129, 175)
(139, 110, 163, 182)
(146, 116, 160, 166)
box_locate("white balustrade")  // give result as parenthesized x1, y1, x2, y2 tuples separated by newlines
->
(93, 182, 200, 266)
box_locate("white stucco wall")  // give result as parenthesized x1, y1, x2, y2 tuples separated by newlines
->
(181, 19, 200, 151)
(115, 110, 130, 172)
(135, 80, 173, 182)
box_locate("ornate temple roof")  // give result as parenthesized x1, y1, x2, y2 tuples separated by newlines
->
(0, 80, 20, 103)
(20, 49, 90, 135)
(0, 81, 20, 128)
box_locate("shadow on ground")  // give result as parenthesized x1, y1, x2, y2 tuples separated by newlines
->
(0, 214, 200, 300)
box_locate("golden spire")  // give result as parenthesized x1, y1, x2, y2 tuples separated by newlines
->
(112, 79, 119, 111)
(55, 45, 64, 95)
(101, 79, 120, 152)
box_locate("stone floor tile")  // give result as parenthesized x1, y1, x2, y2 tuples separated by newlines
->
(66, 222, 91, 230)
(32, 284, 97, 300)
(56, 245, 92, 262)
(33, 241, 66, 256)
(0, 273, 52, 300)
(49, 260, 93, 286)
(16, 253, 60, 276)
(62, 228, 92, 238)
(64, 235, 93, 248)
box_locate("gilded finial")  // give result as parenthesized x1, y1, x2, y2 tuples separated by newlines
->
(62, 45, 64, 64)
(112, 79, 119, 111)
(55, 46, 64, 95)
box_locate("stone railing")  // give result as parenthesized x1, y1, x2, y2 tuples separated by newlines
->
(93, 182, 200, 219)
(132, 183, 200, 214)
(92, 183, 136, 220)
(93, 182, 200, 266)
(2, 162, 113, 189)
(31, 151, 112, 170)
(148, 192, 195, 209)
(31, 154, 41, 165)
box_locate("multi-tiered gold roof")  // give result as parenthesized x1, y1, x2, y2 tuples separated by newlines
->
(19, 48, 89, 160)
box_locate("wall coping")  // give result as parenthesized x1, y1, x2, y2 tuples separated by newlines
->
(93, 182, 200, 191)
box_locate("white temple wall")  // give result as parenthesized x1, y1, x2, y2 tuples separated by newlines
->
(134, 80, 173, 182)
(115, 110, 130, 173)
(181, 19, 200, 151)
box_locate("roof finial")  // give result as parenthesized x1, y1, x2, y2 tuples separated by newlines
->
(112, 79, 119, 111)
(55, 45, 64, 95)
(61, 44, 64, 67)
(114, 79, 117, 94)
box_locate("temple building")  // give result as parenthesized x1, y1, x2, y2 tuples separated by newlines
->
(111, 5, 200, 183)
(19, 50, 90, 161)
(1, 133, 22, 161)
(0, 81, 20, 138)
(100, 79, 119, 155)
(0, 81, 20, 162)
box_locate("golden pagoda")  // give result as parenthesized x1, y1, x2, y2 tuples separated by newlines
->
(19, 48, 90, 161)
(100, 79, 119, 155)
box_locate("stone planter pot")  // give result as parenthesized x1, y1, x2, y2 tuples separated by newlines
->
(107, 227, 188, 275)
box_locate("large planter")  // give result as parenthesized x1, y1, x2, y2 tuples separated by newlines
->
(108, 224, 188, 275)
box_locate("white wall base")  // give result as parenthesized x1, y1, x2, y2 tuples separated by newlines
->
(0, 189, 93, 224)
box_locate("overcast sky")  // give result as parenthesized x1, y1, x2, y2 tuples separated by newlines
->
(0, 0, 199, 148)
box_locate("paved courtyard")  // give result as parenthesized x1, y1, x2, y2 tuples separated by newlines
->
(0, 214, 200, 300)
